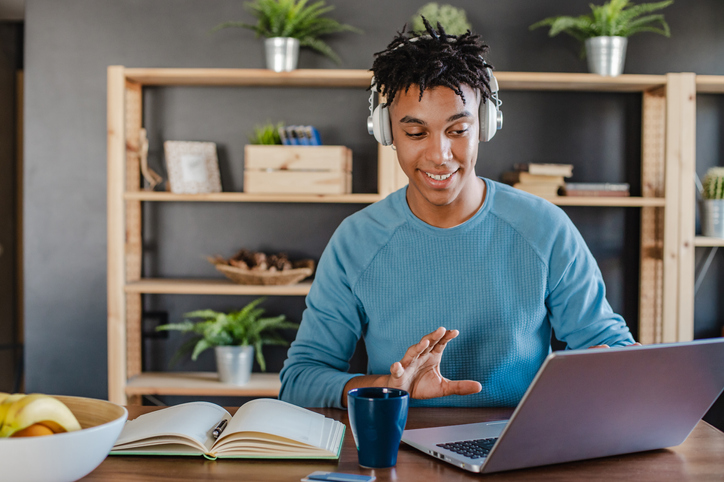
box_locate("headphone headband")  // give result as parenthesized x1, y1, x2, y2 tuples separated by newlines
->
(367, 71, 502, 146)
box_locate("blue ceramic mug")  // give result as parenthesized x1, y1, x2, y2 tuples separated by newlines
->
(347, 387, 410, 468)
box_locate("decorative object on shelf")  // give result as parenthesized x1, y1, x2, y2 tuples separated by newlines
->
(409, 3, 472, 36)
(212, 0, 362, 71)
(279, 125, 322, 145)
(208, 249, 315, 286)
(249, 121, 284, 145)
(530, 0, 673, 76)
(244, 145, 351, 194)
(156, 298, 299, 384)
(700, 167, 724, 238)
(561, 182, 630, 197)
(504, 163, 572, 198)
(163, 141, 222, 194)
(138, 128, 163, 191)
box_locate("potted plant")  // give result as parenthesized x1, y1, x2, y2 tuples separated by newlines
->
(213, 0, 361, 72)
(701, 167, 724, 238)
(157, 298, 299, 385)
(409, 3, 472, 36)
(249, 121, 284, 145)
(530, 0, 673, 76)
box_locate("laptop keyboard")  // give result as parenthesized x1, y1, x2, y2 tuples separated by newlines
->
(437, 437, 498, 459)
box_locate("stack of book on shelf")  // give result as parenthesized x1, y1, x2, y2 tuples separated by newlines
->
(560, 182, 630, 197)
(502, 163, 573, 198)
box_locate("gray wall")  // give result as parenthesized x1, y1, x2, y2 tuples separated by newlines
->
(24, 0, 724, 400)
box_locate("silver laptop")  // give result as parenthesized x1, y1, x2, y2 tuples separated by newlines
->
(401, 338, 724, 474)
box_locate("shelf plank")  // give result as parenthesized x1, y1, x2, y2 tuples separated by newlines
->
(696, 75, 724, 94)
(120, 68, 667, 92)
(125, 279, 312, 295)
(694, 236, 724, 247)
(125, 372, 281, 397)
(549, 196, 665, 207)
(124, 191, 663, 206)
(124, 191, 382, 204)
(497, 72, 667, 92)
(123, 68, 372, 87)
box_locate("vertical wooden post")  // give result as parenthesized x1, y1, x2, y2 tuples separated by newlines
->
(107, 66, 127, 404)
(661, 73, 697, 343)
(674, 73, 697, 342)
(125, 81, 144, 405)
(639, 88, 666, 344)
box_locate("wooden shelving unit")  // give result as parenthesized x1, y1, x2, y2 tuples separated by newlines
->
(694, 236, 724, 248)
(675, 76, 724, 335)
(107, 68, 682, 405)
(125, 279, 311, 296)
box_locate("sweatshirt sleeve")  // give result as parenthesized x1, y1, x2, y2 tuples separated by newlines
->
(279, 226, 367, 408)
(545, 218, 635, 349)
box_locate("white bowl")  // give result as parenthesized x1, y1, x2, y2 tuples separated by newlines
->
(0, 395, 128, 482)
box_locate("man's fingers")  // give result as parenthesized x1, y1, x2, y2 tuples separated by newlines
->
(389, 361, 405, 379)
(431, 329, 459, 354)
(399, 338, 431, 367)
(443, 379, 482, 397)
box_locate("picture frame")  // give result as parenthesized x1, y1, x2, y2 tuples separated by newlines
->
(163, 141, 222, 194)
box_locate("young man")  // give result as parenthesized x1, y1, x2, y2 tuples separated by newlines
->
(279, 22, 636, 409)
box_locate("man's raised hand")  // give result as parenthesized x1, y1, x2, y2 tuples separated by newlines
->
(387, 327, 482, 399)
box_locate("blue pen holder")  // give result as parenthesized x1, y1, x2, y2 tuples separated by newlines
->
(347, 387, 409, 468)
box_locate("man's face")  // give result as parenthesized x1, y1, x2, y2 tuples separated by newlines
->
(389, 84, 481, 221)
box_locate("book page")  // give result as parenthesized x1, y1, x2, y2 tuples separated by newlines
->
(113, 402, 231, 454)
(217, 399, 325, 449)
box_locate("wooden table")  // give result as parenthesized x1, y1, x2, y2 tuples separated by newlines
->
(83, 406, 724, 481)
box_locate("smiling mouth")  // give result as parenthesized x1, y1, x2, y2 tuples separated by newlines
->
(425, 171, 455, 181)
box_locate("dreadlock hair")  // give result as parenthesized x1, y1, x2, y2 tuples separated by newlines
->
(371, 17, 493, 108)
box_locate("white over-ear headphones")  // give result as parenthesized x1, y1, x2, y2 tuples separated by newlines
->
(366, 67, 503, 146)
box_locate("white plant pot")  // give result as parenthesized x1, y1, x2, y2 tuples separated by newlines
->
(701, 199, 724, 238)
(215, 345, 254, 385)
(265, 37, 300, 72)
(585, 36, 628, 77)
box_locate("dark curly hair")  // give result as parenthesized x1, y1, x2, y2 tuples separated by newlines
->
(371, 18, 493, 108)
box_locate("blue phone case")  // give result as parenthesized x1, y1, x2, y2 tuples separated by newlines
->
(302, 471, 375, 482)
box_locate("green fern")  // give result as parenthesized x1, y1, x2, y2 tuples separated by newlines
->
(213, 0, 362, 64)
(157, 297, 299, 371)
(530, 0, 672, 42)
(409, 3, 472, 36)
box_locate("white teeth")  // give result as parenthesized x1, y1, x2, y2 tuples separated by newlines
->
(426, 172, 453, 181)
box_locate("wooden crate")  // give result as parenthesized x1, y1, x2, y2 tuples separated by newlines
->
(244, 145, 352, 194)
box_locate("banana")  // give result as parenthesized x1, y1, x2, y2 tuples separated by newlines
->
(0, 393, 26, 428)
(0, 394, 81, 437)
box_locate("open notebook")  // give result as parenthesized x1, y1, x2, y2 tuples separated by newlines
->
(111, 398, 345, 460)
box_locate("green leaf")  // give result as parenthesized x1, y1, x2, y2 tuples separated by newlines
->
(191, 338, 215, 361)
(530, 0, 673, 42)
(213, 0, 361, 62)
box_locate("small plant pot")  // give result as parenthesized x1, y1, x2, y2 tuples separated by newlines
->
(701, 199, 724, 238)
(215, 345, 254, 385)
(585, 36, 628, 77)
(265, 37, 300, 72)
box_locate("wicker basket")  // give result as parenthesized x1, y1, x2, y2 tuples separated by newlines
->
(212, 259, 315, 286)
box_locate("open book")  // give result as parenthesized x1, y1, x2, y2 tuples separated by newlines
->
(110, 398, 345, 460)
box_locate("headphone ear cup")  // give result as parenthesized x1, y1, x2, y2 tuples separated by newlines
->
(372, 104, 393, 146)
(479, 97, 497, 143)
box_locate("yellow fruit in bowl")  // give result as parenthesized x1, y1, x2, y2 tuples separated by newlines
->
(0, 393, 81, 438)
(10, 423, 55, 437)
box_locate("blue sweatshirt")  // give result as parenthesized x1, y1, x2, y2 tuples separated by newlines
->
(280, 179, 634, 408)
